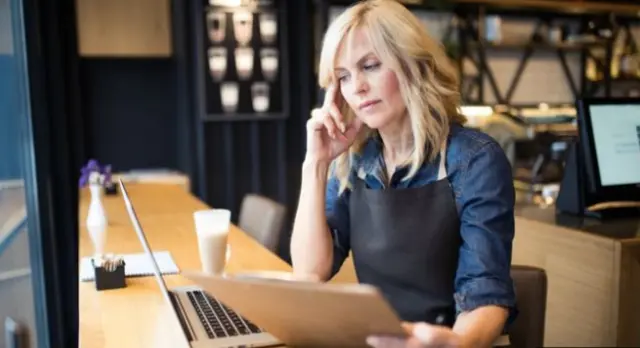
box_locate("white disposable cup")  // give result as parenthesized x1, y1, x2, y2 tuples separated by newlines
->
(260, 48, 278, 81)
(194, 209, 231, 274)
(208, 47, 227, 81)
(259, 12, 277, 44)
(206, 12, 226, 43)
(221, 82, 239, 113)
(251, 82, 270, 113)
(235, 47, 254, 80)
(233, 11, 253, 45)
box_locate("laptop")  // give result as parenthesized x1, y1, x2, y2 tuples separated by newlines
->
(118, 179, 282, 348)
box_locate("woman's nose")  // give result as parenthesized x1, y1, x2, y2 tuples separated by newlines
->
(353, 73, 369, 95)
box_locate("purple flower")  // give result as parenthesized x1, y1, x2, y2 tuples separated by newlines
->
(79, 159, 113, 188)
(86, 159, 100, 171)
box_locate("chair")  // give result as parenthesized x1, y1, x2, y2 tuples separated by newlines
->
(508, 265, 548, 348)
(238, 194, 286, 253)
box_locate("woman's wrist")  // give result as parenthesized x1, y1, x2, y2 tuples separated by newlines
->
(301, 159, 331, 186)
(302, 156, 331, 173)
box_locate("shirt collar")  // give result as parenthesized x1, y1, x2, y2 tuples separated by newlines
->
(353, 123, 461, 182)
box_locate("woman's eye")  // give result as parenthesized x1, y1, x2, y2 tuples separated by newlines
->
(363, 62, 380, 71)
(337, 75, 350, 82)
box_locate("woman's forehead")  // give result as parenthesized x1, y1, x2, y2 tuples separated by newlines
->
(335, 27, 374, 67)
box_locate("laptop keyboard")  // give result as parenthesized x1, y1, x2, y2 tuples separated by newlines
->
(187, 290, 262, 339)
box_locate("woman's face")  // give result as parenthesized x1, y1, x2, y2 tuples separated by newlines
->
(334, 28, 406, 129)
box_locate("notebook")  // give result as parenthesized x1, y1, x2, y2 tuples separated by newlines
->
(79, 251, 180, 281)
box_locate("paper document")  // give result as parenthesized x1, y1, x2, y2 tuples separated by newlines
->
(79, 251, 179, 281)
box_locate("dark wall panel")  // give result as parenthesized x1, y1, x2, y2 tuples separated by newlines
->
(80, 59, 178, 172)
(203, 120, 287, 221)
(203, 123, 229, 208)
(257, 122, 282, 201)
(232, 123, 255, 207)
(280, 0, 314, 262)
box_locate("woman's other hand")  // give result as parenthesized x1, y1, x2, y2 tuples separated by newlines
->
(366, 322, 462, 348)
(306, 84, 363, 164)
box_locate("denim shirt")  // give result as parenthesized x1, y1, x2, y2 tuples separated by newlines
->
(325, 123, 518, 326)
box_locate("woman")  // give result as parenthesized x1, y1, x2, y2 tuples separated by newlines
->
(290, 1, 517, 347)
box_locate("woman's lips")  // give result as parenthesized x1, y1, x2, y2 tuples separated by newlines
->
(358, 100, 381, 111)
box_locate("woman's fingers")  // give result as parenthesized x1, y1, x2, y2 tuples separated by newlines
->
(322, 84, 339, 109)
(309, 95, 358, 142)
(309, 108, 339, 138)
(328, 102, 345, 133)
(309, 108, 347, 141)
(307, 108, 325, 131)
(366, 336, 406, 348)
(366, 336, 426, 348)
(322, 84, 346, 132)
(322, 113, 343, 140)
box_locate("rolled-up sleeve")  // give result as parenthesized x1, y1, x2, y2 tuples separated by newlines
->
(325, 172, 351, 278)
(454, 141, 518, 326)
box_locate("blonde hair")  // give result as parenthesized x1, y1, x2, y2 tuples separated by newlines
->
(318, 0, 466, 193)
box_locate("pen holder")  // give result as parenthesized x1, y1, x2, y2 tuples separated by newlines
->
(92, 258, 126, 291)
(104, 182, 118, 196)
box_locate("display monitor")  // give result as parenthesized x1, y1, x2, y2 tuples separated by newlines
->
(576, 97, 640, 203)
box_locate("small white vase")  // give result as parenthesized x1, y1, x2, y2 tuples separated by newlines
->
(86, 184, 107, 256)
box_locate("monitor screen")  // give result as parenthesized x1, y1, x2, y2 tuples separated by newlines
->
(588, 104, 640, 187)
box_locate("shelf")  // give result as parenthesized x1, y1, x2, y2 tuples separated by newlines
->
(313, 0, 454, 11)
(319, 0, 640, 15)
(587, 77, 640, 83)
(316, 0, 639, 107)
(454, 0, 640, 16)
(470, 40, 606, 52)
(202, 113, 288, 122)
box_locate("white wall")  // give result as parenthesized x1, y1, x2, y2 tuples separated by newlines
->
(482, 50, 582, 105)
(479, 17, 581, 104)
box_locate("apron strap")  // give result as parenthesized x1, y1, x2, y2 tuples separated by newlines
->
(437, 142, 447, 180)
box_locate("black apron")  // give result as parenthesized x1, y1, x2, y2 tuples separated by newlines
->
(349, 146, 461, 327)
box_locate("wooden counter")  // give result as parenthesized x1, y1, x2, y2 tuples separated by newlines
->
(513, 201, 640, 347)
(78, 183, 295, 348)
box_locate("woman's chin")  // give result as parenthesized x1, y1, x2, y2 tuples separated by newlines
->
(359, 115, 391, 130)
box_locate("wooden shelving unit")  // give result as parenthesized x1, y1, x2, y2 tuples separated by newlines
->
(313, 0, 640, 108)
(455, 3, 640, 105)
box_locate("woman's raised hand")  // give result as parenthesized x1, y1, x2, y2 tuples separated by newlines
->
(305, 84, 363, 164)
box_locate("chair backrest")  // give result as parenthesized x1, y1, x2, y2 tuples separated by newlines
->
(238, 194, 286, 253)
(508, 265, 548, 348)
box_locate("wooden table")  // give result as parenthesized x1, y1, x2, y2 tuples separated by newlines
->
(78, 183, 298, 348)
